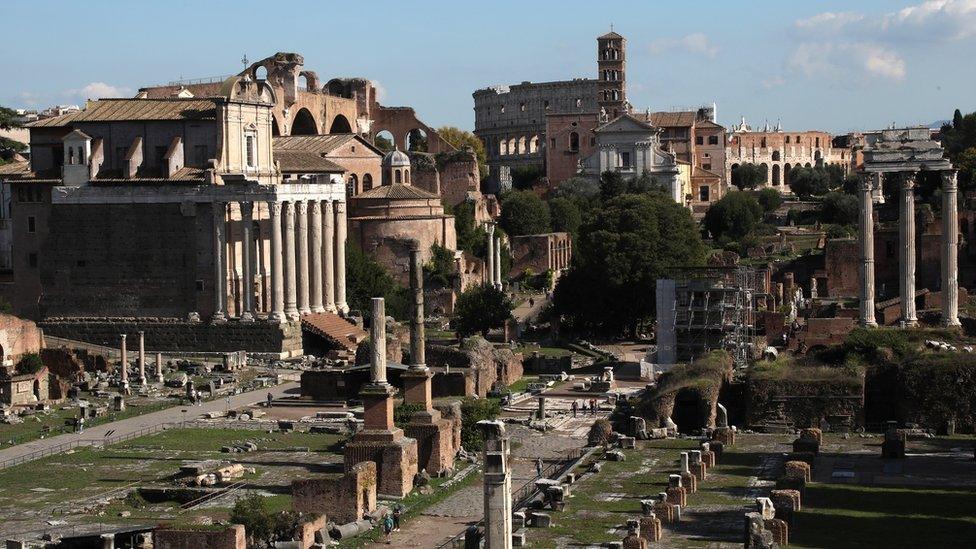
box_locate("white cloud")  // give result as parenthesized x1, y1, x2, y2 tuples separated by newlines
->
(789, 42, 906, 81)
(795, 11, 864, 34)
(66, 82, 132, 100)
(761, 76, 785, 90)
(649, 33, 719, 58)
(881, 0, 976, 40)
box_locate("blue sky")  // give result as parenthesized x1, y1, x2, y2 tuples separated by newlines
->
(3, 0, 975, 134)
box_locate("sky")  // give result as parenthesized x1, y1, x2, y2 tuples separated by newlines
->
(2, 0, 976, 134)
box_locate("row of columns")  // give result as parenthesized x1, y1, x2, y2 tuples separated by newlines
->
(212, 199, 347, 323)
(486, 223, 503, 290)
(117, 331, 164, 390)
(549, 238, 572, 271)
(859, 171, 959, 328)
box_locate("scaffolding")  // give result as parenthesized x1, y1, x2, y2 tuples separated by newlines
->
(665, 266, 762, 368)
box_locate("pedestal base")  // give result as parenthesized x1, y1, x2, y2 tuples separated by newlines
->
(405, 409, 455, 475)
(345, 427, 418, 498)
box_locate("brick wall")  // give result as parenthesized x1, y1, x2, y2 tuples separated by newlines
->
(0, 313, 43, 365)
(154, 525, 246, 549)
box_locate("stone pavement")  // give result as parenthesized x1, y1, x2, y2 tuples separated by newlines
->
(0, 382, 300, 467)
(512, 293, 548, 325)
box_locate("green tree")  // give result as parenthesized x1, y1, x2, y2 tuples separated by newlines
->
(788, 166, 833, 199)
(452, 284, 514, 337)
(599, 170, 629, 200)
(756, 188, 782, 213)
(437, 126, 488, 178)
(230, 495, 301, 548)
(553, 192, 706, 335)
(374, 134, 394, 152)
(452, 200, 478, 254)
(548, 196, 582, 236)
(460, 396, 501, 450)
(510, 165, 545, 190)
(0, 106, 25, 163)
(345, 243, 409, 319)
(0, 106, 20, 130)
(552, 177, 601, 204)
(703, 191, 763, 243)
(500, 190, 550, 236)
(731, 163, 767, 190)
(820, 192, 859, 225)
(15, 353, 44, 375)
(424, 244, 457, 288)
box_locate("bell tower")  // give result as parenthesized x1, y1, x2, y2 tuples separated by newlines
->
(597, 29, 626, 118)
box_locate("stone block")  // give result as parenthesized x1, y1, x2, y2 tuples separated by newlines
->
(639, 515, 662, 542)
(665, 486, 687, 507)
(712, 426, 736, 446)
(680, 471, 697, 494)
(344, 430, 418, 498)
(512, 530, 527, 546)
(765, 518, 789, 546)
(622, 533, 648, 549)
(743, 512, 775, 549)
(512, 511, 526, 530)
(648, 427, 669, 439)
(783, 460, 811, 483)
(792, 427, 822, 455)
(756, 497, 776, 520)
(770, 489, 801, 526)
(532, 512, 552, 528)
(292, 461, 377, 524)
(619, 436, 636, 449)
(690, 461, 707, 482)
(607, 450, 626, 461)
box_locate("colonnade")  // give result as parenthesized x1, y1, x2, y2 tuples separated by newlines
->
(212, 197, 347, 323)
(548, 238, 572, 271)
(485, 223, 503, 290)
(859, 171, 959, 328)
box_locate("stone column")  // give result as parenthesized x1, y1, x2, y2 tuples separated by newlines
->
(296, 200, 311, 315)
(370, 297, 387, 385)
(335, 201, 349, 314)
(494, 235, 503, 290)
(409, 244, 426, 369)
(942, 171, 961, 327)
(323, 200, 337, 313)
(155, 352, 164, 383)
(486, 223, 496, 287)
(899, 173, 918, 326)
(268, 201, 285, 323)
(119, 334, 129, 390)
(137, 331, 146, 385)
(871, 172, 885, 204)
(858, 175, 877, 327)
(478, 420, 513, 549)
(284, 201, 299, 321)
(309, 200, 325, 313)
(212, 201, 227, 322)
(240, 201, 255, 321)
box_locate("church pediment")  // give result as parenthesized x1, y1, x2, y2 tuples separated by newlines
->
(594, 114, 657, 134)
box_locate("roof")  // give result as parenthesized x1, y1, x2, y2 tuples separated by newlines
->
(692, 166, 723, 180)
(644, 111, 697, 128)
(0, 161, 31, 177)
(301, 312, 367, 352)
(139, 82, 225, 99)
(274, 150, 345, 173)
(382, 148, 411, 168)
(695, 119, 725, 130)
(355, 183, 439, 200)
(599, 31, 624, 39)
(27, 99, 218, 127)
(273, 134, 382, 156)
(594, 113, 656, 133)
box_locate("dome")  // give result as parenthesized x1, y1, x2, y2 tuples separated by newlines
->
(382, 148, 410, 168)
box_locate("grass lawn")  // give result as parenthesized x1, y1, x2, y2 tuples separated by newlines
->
(526, 438, 760, 548)
(0, 399, 174, 447)
(792, 483, 976, 548)
(514, 345, 573, 359)
(507, 375, 540, 394)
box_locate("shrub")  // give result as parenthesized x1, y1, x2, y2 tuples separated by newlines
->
(394, 402, 424, 428)
(703, 191, 763, 243)
(757, 188, 783, 212)
(587, 418, 613, 446)
(15, 353, 44, 375)
(460, 397, 501, 450)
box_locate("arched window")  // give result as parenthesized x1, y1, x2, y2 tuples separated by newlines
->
(363, 173, 373, 191)
(404, 169, 410, 184)
(772, 150, 781, 161)
(347, 174, 359, 196)
(569, 132, 579, 152)
(395, 169, 402, 184)
(772, 164, 781, 186)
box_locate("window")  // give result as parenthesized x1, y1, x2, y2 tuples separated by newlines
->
(395, 170, 402, 184)
(196, 279, 205, 291)
(28, 253, 37, 268)
(245, 135, 256, 168)
(575, 98, 582, 108)
(519, 103, 526, 112)
(699, 185, 710, 202)
(569, 132, 579, 152)
(500, 105, 506, 114)
(620, 152, 631, 168)
(27, 216, 35, 233)
(155, 146, 167, 167)
(708, 135, 719, 145)
(544, 100, 550, 110)
(695, 136, 704, 145)
(703, 163, 712, 170)
(816, 137, 821, 148)
(590, 137, 596, 146)
(703, 153, 711, 159)
(550, 138, 556, 148)
(194, 145, 208, 166)
(785, 136, 791, 144)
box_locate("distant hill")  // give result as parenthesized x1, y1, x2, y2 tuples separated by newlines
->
(929, 119, 951, 129)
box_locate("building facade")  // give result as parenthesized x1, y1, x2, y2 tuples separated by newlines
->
(726, 118, 850, 191)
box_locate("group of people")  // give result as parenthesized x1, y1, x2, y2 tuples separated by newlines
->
(570, 398, 600, 418)
(379, 503, 403, 543)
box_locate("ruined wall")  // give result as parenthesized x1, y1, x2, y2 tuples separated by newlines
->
(154, 525, 246, 549)
(39, 202, 209, 319)
(39, 319, 302, 356)
(0, 314, 43, 366)
(292, 462, 376, 525)
(349, 218, 457, 287)
(745, 372, 865, 429)
(426, 337, 523, 397)
(437, 150, 482, 206)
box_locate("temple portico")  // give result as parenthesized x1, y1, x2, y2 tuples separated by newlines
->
(858, 127, 958, 328)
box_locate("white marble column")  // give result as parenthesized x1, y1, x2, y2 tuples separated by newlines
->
(494, 235, 503, 290)
(269, 201, 285, 323)
(871, 172, 885, 204)
(370, 297, 387, 384)
(323, 200, 337, 313)
(296, 200, 311, 315)
(240, 201, 255, 321)
(155, 352, 164, 383)
(334, 201, 349, 314)
(284, 201, 299, 321)
(859, 174, 877, 327)
(899, 173, 918, 327)
(486, 223, 496, 287)
(137, 330, 146, 385)
(310, 200, 325, 313)
(212, 202, 227, 322)
(119, 334, 129, 390)
(942, 171, 961, 327)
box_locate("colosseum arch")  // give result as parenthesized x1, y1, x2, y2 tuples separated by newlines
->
(330, 115, 352, 134)
(291, 108, 318, 135)
(772, 164, 781, 186)
(374, 130, 395, 152)
(406, 128, 428, 152)
(771, 150, 781, 161)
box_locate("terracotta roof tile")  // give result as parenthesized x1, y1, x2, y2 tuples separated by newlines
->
(301, 312, 367, 351)
(275, 151, 345, 173)
(354, 184, 439, 200)
(27, 99, 218, 127)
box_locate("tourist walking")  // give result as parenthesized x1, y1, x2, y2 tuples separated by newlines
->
(383, 512, 394, 544)
(393, 503, 403, 532)
(571, 400, 578, 418)
(267, 392, 273, 408)
(536, 457, 544, 477)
